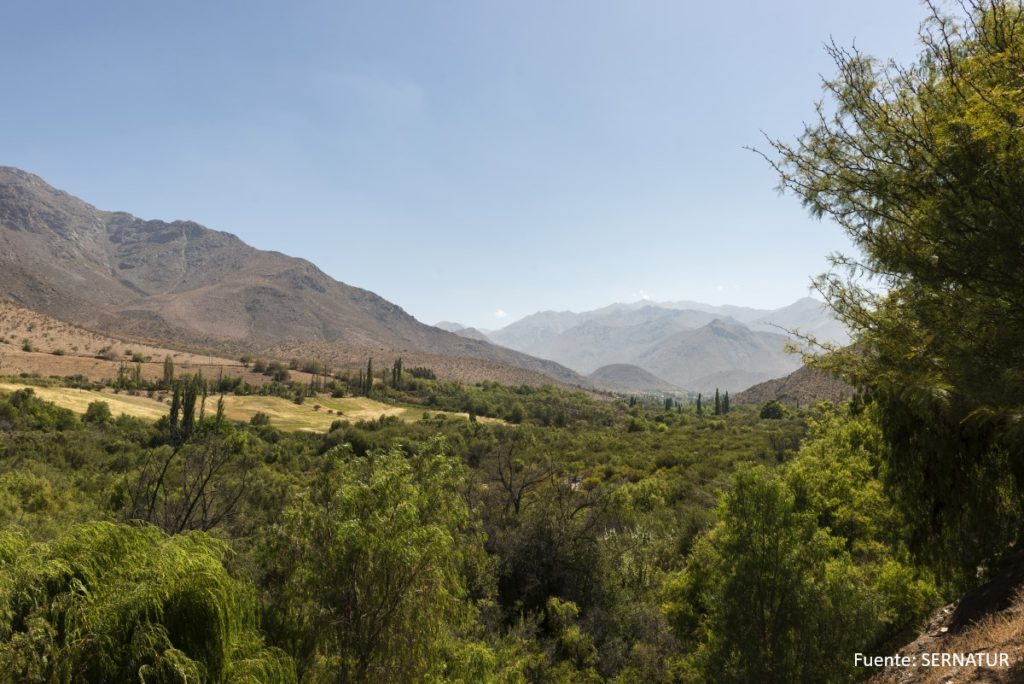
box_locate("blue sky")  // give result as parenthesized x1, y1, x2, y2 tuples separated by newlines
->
(1, 1, 925, 329)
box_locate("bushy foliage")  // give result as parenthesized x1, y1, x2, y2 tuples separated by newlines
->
(259, 446, 492, 683)
(665, 408, 939, 683)
(0, 522, 294, 683)
(769, 0, 1024, 583)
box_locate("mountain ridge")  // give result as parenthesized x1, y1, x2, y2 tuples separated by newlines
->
(484, 296, 838, 392)
(0, 167, 586, 387)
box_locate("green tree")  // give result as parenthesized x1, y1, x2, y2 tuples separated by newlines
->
(83, 400, 112, 425)
(260, 447, 490, 683)
(766, 0, 1024, 581)
(0, 522, 294, 683)
(760, 400, 786, 420)
(391, 357, 403, 389)
(665, 463, 934, 683)
(162, 355, 175, 387)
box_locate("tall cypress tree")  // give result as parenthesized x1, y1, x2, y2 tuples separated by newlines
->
(162, 355, 175, 388)
(696, 393, 703, 416)
(714, 388, 721, 416)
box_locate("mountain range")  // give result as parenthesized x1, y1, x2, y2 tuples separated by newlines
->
(442, 297, 848, 393)
(0, 167, 583, 386)
(0, 166, 848, 395)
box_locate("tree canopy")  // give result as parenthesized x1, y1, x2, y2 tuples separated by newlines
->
(768, 0, 1024, 583)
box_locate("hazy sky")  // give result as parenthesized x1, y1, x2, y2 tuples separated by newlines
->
(1, 1, 926, 329)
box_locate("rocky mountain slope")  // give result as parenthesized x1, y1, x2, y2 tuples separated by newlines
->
(733, 364, 854, 406)
(0, 167, 584, 386)
(587, 364, 679, 393)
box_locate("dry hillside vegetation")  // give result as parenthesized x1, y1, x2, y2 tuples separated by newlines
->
(734, 364, 853, 406)
(0, 167, 585, 387)
(868, 593, 1024, 683)
(0, 300, 320, 386)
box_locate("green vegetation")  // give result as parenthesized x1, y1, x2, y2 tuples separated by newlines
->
(2, 2, 1023, 681)
(768, 0, 1024, 589)
(0, 373, 819, 681)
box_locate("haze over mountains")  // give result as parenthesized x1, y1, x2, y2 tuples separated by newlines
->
(0, 166, 849, 395)
(441, 297, 849, 393)
(0, 167, 583, 386)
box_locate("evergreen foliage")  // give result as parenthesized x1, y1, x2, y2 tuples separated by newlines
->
(767, 0, 1024, 583)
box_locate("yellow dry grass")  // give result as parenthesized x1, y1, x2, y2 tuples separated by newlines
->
(0, 383, 169, 420)
(0, 382, 490, 431)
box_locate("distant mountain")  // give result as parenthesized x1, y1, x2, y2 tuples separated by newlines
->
(0, 167, 585, 386)
(746, 297, 850, 345)
(486, 297, 839, 392)
(453, 327, 491, 342)
(490, 298, 848, 354)
(734, 365, 854, 406)
(487, 310, 590, 351)
(433, 321, 492, 343)
(634, 319, 802, 392)
(587, 364, 679, 393)
(434, 321, 467, 332)
(526, 307, 726, 374)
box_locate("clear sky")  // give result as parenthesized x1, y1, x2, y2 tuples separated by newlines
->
(1, 1, 926, 329)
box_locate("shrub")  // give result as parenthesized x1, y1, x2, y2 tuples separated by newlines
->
(759, 400, 786, 420)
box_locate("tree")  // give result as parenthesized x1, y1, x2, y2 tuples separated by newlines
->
(391, 357, 403, 389)
(162, 355, 175, 387)
(665, 409, 939, 683)
(722, 391, 730, 415)
(83, 400, 112, 425)
(696, 393, 703, 416)
(759, 400, 786, 420)
(0, 522, 294, 683)
(259, 448, 488, 682)
(765, 0, 1024, 581)
(713, 389, 721, 416)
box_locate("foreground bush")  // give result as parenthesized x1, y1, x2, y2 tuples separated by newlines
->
(0, 521, 294, 683)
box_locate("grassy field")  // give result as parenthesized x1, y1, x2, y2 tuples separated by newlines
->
(0, 383, 483, 431)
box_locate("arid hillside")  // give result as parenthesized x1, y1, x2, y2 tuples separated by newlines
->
(0, 167, 585, 387)
(734, 364, 853, 406)
(0, 300, 573, 388)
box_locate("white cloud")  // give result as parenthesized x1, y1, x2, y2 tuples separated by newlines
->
(494, 309, 508, 319)
(632, 289, 651, 301)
